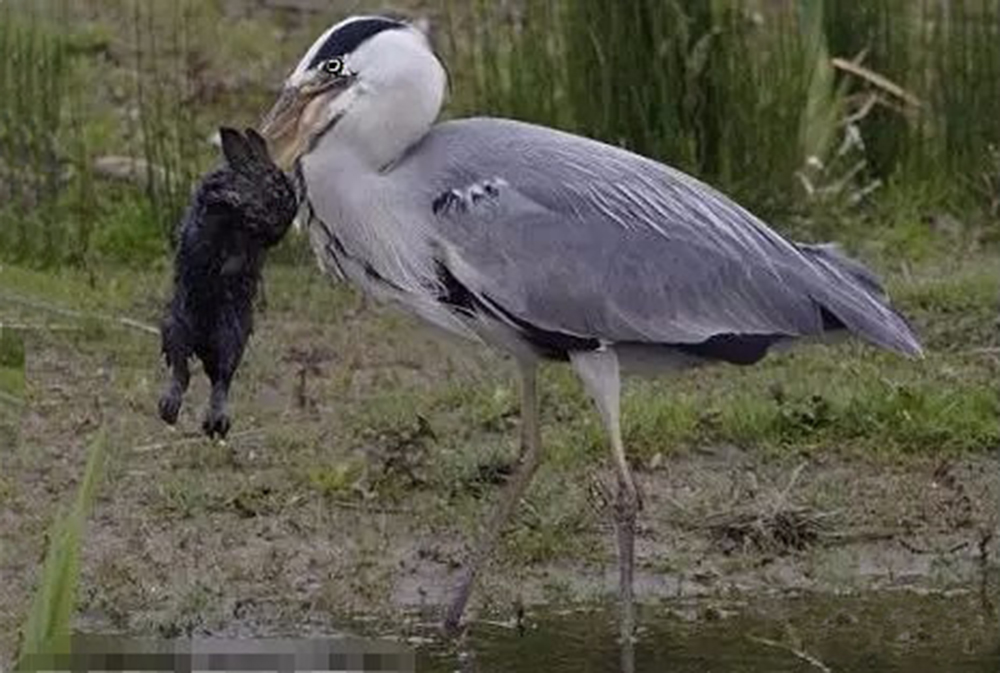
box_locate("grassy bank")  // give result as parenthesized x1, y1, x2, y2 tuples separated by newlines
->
(0, 251, 997, 652)
(2, 251, 997, 465)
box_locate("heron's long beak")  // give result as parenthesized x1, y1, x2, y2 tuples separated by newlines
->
(262, 79, 354, 171)
(261, 86, 311, 171)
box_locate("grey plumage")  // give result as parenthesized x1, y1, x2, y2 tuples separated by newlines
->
(262, 17, 922, 643)
(309, 117, 921, 364)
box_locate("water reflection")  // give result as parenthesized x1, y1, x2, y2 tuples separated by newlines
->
(621, 636, 634, 673)
(422, 586, 1000, 673)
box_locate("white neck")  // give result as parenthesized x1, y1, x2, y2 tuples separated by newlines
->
(312, 28, 446, 173)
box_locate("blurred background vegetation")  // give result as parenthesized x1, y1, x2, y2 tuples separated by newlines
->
(0, 0, 998, 270)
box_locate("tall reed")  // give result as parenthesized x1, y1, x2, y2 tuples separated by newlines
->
(0, 1, 70, 264)
(4, 0, 997, 266)
(926, 1, 1000, 181)
(131, 0, 204, 244)
(441, 0, 1000, 234)
(0, 0, 206, 266)
(445, 1, 847, 219)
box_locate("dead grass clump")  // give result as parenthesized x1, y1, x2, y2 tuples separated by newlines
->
(705, 505, 837, 554)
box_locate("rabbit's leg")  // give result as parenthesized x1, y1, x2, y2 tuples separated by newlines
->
(159, 317, 192, 425)
(202, 306, 251, 439)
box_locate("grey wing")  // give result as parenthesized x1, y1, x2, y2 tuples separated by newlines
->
(408, 119, 921, 358)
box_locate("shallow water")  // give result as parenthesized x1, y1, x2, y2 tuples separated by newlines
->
(418, 588, 999, 673)
(58, 584, 999, 672)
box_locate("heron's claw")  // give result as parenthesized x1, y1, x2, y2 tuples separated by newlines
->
(442, 612, 469, 640)
(634, 479, 646, 513)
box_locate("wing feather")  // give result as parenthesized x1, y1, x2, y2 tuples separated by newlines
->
(394, 118, 921, 357)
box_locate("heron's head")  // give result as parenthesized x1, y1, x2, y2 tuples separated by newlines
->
(262, 16, 446, 171)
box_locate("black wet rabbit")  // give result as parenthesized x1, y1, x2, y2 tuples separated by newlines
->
(159, 127, 297, 438)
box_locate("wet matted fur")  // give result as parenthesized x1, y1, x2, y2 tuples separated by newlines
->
(159, 128, 297, 438)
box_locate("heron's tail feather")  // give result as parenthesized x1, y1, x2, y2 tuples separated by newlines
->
(797, 242, 923, 358)
(798, 243, 887, 299)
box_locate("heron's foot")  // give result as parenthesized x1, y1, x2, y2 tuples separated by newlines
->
(620, 633, 637, 673)
(614, 479, 639, 646)
(635, 478, 646, 512)
(202, 407, 231, 439)
(443, 572, 474, 639)
(615, 474, 643, 515)
(441, 613, 468, 639)
(158, 390, 182, 425)
(592, 473, 645, 514)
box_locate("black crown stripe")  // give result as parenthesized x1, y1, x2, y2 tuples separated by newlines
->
(307, 18, 406, 69)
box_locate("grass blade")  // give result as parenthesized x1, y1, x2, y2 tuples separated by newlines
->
(15, 429, 109, 672)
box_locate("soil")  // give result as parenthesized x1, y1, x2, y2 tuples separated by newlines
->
(1, 293, 997, 659)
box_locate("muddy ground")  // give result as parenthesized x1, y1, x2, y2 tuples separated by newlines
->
(0, 259, 998, 660)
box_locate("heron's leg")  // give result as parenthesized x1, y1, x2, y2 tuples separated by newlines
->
(570, 348, 638, 645)
(444, 362, 540, 634)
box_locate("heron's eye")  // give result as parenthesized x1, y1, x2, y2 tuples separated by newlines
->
(321, 57, 345, 77)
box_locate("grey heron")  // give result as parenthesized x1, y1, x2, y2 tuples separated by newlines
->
(260, 15, 922, 642)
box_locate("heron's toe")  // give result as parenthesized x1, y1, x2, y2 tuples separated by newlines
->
(635, 480, 646, 512)
(441, 613, 469, 640)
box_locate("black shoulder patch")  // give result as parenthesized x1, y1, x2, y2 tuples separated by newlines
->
(675, 333, 782, 365)
(308, 18, 406, 69)
(433, 260, 600, 360)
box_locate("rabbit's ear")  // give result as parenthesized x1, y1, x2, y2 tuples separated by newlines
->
(219, 127, 252, 168)
(244, 128, 273, 165)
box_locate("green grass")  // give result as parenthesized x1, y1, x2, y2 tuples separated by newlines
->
(0, 1, 217, 268)
(0, 331, 24, 378)
(2, 253, 995, 471)
(0, 249, 994, 523)
(0, 366, 24, 398)
(0, 1, 72, 265)
(0, 251, 995, 641)
(622, 352, 997, 459)
(14, 431, 108, 671)
(0, 329, 25, 433)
